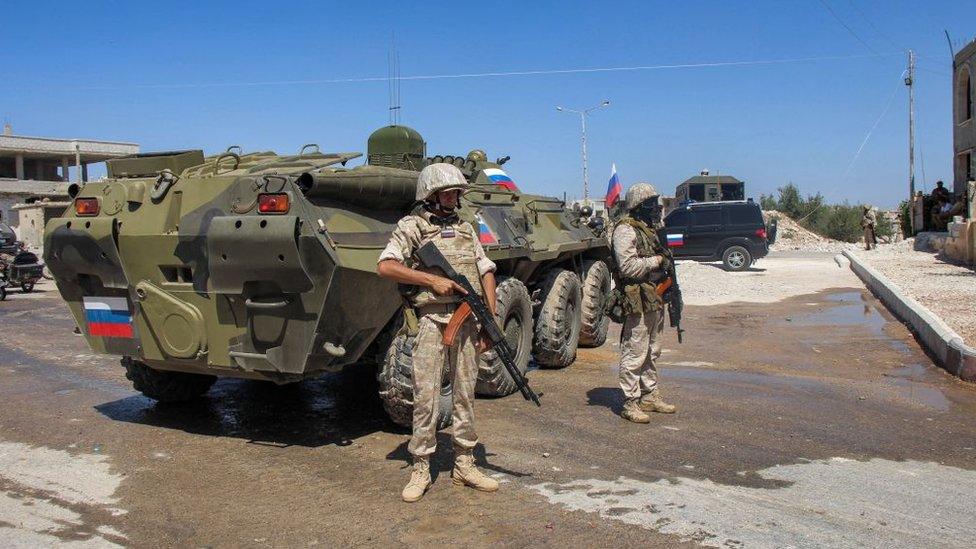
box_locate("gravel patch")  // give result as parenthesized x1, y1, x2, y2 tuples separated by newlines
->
(678, 252, 859, 306)
(855, 240, 976, 346)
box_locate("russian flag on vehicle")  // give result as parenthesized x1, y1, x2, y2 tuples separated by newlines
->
(605, 163, 622, 209)
(666, 233, 684, 247)
(483, 168, 518, 191)
(83, 296, 134, 338)
(476, 214, 498, 245)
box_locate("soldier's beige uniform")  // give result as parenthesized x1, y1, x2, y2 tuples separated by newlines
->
(861, 207, 877, 250)
(612, 221, 665, 399)
(378, 209, 496, 457)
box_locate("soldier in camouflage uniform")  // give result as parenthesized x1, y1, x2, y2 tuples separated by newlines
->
(861, 205, 877, 250)
(377, 163, 500, 502)
(611, 183, 676, 423)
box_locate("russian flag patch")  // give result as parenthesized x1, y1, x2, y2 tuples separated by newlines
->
(666, 233, 684, 247)
(483, 168, 518, 191)
(83, 296, 134, 338)
(476, 214, 498, 245)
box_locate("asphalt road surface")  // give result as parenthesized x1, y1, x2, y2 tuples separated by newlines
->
(2, 254, 975, 548)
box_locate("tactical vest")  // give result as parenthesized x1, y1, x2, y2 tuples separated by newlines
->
(408, 211, 485, 308)
(613, 216, 665, 314)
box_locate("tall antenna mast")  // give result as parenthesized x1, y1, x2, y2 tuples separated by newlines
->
(906, 50, 916, 205)
(387, 34, 402, 125)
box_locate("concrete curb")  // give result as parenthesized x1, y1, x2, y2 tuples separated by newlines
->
(842, 250, 976, 382)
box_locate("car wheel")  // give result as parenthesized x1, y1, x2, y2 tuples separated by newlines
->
(0, 286, 6, 301)
(722, 245, 752, 271)
(21, 281, 34, 293)
(532, 268, 583, 368)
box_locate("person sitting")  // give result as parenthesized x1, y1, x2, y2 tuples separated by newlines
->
(931, 181, 951, 202)
(930, 198, 950, 231)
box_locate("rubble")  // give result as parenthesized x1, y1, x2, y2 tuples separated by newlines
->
(763, 210, 856, 253)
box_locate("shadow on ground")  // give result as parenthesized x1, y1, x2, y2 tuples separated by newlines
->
(95, 368, 397, 448)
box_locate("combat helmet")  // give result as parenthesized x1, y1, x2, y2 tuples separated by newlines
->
(416, 163, 469, 201)
(624, 183, 660, 210)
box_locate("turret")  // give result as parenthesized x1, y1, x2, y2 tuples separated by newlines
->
(367, 125, 426, 170)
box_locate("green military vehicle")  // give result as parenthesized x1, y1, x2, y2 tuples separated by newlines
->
(44, 125, 612, 426)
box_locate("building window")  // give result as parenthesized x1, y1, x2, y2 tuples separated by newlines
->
(957, 67, 973, 124)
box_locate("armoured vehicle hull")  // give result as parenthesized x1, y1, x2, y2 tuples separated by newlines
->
(44, 127, 611, 425)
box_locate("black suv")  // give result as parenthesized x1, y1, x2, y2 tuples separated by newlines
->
(0, 223, 17, 255)
(660, 200, 774, 271)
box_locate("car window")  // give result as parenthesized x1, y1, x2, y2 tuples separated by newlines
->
(665, 209, 689, 228)
(728, 205, 762, 225)
(689, 208, 721, 226)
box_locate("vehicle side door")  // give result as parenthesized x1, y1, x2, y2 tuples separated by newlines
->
(661, 208, 690, 255)
(684, 206, 723, 257)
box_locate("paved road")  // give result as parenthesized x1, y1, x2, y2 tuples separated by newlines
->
(2, 258, 975, 547)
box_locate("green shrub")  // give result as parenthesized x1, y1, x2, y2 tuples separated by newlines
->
(897, 200, 912, 237)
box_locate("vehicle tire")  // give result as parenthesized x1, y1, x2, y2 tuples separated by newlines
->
(722, 245, 752, 272)
(123, 357, 216, 402)
(21, 281, 34, 293)
(378, 322, 453, 429)
(476, 277, 533, 397)
(532, 268, 583, 368)
(0, 286, 6, 301)
(578, 259, 611, 348)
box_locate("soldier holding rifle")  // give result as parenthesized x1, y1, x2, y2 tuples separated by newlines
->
(377, 163, 500, 502)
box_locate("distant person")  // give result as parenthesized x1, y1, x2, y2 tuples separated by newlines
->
(860, 205, 877, 250)
(930, 198, 950, 231)
(609, 183, 676, 424)
(935, 196, 966, 228)
(931, 181, 951, 202)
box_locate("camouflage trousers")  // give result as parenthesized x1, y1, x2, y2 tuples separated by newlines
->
(618, 308, 664, 399)
(864, 227, 877, 250)
(408, 314, 480, 457)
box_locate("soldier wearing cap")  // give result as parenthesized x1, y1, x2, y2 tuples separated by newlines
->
(377, 162, 500, 502)
(611, 183, 676, 423)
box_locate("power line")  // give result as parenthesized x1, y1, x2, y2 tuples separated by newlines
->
(29, 52, 898, 92)
(846, 0, 900, 50)
(818, 0, 882, 56)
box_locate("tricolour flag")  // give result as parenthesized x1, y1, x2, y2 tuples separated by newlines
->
(666, 233, 684, 247)
(476, 214, 498, 245)
(483, 168, 518, 191)
(83, 296, 134, 338)
(605, 163, 622, 208)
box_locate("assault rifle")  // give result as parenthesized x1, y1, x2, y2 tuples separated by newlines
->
(656, 246, 685, 343)
(416, 242, 542, 406)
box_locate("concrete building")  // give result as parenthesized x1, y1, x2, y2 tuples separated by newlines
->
(0, 124, 138, 235)
(954, 39, 976, 198)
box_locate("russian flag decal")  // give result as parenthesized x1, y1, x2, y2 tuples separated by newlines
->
(476, 214, 498, 245)
(483, 168, 518, 191)
(666, 233, 684, 247)
(83, 296, 134, 338)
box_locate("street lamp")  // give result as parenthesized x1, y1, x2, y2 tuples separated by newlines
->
(556, 99, 611, 202)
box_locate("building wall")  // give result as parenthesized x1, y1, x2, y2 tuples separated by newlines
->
(0, 194, 20, 226)
(953, 40, 976, 197)
(14, 203, 68, 250)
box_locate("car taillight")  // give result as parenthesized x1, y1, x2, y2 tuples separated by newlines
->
(258, 193, 290, 214)
(755, 227, 767, 240)
(75, 198, 100, 216)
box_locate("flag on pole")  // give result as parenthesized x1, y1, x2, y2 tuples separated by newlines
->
(605, 163, 622, 208)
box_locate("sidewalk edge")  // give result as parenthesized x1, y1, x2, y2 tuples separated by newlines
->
(842, 250, 976, 382)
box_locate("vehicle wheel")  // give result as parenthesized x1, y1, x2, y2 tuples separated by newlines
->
(476, 277, 533, 397)
(123, 357, 216, 402)
(578, 259, 611, 348)
(21, 281, 34, 293)
(722, 245, 752, 272)
(378, 323, 453, 429)
(0, 286, 6, 301)
(532, 268, 583, 368)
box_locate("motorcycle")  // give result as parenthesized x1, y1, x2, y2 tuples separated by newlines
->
(0, 241, 45, 295)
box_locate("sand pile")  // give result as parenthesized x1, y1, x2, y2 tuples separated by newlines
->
(764, 210, 853, 253)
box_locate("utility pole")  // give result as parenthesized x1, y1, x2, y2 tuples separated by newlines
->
(906, 50, 916, 204)
(556, 100, 610, 203)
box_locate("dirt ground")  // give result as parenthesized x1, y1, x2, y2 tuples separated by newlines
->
(2, 253, 976, 547)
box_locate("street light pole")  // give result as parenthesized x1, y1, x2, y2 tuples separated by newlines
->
(557, 100, 610, 203)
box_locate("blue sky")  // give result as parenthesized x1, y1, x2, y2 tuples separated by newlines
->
(2, 0, 972, 208)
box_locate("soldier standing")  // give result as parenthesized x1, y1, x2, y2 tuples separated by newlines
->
(861, 205, 877, 250)
(611, 183, 676, 423)
(377, 163, 500, 502)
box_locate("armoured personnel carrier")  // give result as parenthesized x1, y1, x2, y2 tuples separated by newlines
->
(44, 126, 612, 426)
